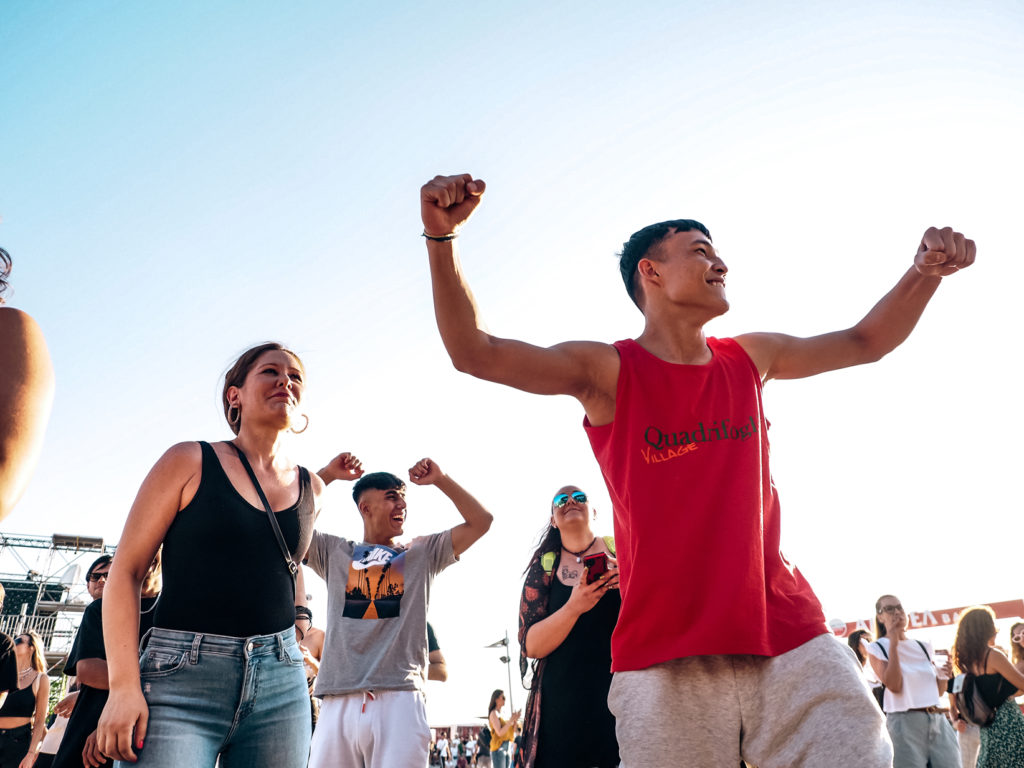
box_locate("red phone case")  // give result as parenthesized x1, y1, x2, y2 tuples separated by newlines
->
(583, 552, 608, 584)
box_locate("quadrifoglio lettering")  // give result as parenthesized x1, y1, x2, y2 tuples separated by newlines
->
(644, 416, 759, 451)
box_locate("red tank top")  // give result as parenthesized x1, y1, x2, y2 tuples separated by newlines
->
(585, 338, 826, 672)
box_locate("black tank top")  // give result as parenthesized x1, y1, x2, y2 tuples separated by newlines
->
(155, 441, 314, 637)
(0, 675, 37, 717)
(977, 672, 1018, 707)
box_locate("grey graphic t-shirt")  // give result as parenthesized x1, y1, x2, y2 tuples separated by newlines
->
(306, 529, 456, 696)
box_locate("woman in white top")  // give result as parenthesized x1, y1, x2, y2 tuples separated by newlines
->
(866, 594, 960, 768)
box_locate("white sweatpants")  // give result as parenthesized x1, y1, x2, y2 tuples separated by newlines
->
(309, 689, 430, 768)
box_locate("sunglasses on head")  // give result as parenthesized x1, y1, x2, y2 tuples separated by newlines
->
(87, 571, 110, 582)
(14, 637, 31, 646)
(552, 491, 587, 508)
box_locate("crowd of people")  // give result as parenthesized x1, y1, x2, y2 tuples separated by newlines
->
(0, 173, 1007, 768)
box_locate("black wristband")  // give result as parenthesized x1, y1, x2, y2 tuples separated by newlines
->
(422, 231, 458, 242)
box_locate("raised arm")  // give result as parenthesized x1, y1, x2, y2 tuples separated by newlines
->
(0, 308, 54, 521)
(421, 175, 619, 421)
(868, 638, 905, 694)
(408, 457, 492, 557)
(97, 442, 200, 763)
(736, 227, 976, 381)
(316, 451, 364, 487)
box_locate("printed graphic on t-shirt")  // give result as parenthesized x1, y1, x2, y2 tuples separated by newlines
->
(344, 544, 406, 619)
(641, 416, 759, 465)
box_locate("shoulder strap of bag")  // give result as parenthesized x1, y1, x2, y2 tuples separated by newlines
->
(875, 640, 888, 660)
(229, 442, 299, 585)
(916, 639, 929, 659)
(541, 551, 557, 575)
(874, 638, 930, 661)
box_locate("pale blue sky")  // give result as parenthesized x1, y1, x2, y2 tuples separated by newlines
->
(3, 0, 1022, 723)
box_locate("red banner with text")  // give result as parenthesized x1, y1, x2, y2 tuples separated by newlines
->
(830, 599, 1024, 638)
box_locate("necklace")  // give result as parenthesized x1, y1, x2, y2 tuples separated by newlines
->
(18, 667, 33, 678)
(562, 537, 597, 563)
(140, 595, 160, 615)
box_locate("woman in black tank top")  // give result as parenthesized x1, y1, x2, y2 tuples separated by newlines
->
(516, 486, 621, 768)
(96, 343, 330, 768)
(953, 606, 1024, 767)
(0, 631, 49, 768)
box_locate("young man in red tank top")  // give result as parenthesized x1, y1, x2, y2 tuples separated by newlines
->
(420, 173, 976, 767)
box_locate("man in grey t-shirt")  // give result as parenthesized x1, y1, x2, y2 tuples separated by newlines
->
(306, 456, 493, 768)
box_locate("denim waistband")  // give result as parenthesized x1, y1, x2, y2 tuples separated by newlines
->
(141, 625, 298, 661)
(0, 723, 31, 735)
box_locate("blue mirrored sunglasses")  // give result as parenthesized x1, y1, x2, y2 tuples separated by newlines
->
(552, 491, 587, 508)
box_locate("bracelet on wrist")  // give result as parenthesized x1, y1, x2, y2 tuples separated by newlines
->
(422, 230, 458, 242)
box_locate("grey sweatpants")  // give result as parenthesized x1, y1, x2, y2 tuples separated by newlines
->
(608, 633, 892, 768)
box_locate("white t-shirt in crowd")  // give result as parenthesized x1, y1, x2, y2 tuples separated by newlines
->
(867, 637, 941, 712)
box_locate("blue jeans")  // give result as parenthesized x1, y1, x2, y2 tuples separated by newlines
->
(117, 626, 311, 768)
(490, 745, 508, 768)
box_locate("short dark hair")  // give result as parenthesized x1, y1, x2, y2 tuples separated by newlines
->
(86, 554, 113, 581)
(352, 472, 406, 505)
(618, 219, 712, 310)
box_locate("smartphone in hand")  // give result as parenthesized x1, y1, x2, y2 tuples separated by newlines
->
(583, 552, 608, 584)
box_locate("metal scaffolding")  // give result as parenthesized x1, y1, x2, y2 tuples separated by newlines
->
(0, 531, 116, 671)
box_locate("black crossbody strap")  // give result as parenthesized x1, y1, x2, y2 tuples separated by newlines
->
(229, 442, 299, 584)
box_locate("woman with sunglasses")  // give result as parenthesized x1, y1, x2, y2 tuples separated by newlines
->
(1009, 623, 1024, 676)
(0, 631, 50, 768)
(866, 595, 959, 768)
(951, 606, 1024, 768)
(516, 486, 620, 768)
(96, 343, 361, 768)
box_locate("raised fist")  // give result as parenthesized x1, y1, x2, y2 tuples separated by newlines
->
(914, 227, 976, 277)
(420, 174, 486, 238)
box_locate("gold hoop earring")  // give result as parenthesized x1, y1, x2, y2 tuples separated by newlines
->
(228, 404, 241, 428)
(290, 413, 310, 434)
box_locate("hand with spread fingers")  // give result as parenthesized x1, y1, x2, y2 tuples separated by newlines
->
(914, 226, 976, 277)
(420, 174, 486, 239)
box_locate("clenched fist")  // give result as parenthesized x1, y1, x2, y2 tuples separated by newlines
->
(420, 174, 486, 239)
(914, 227, 976, 277)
